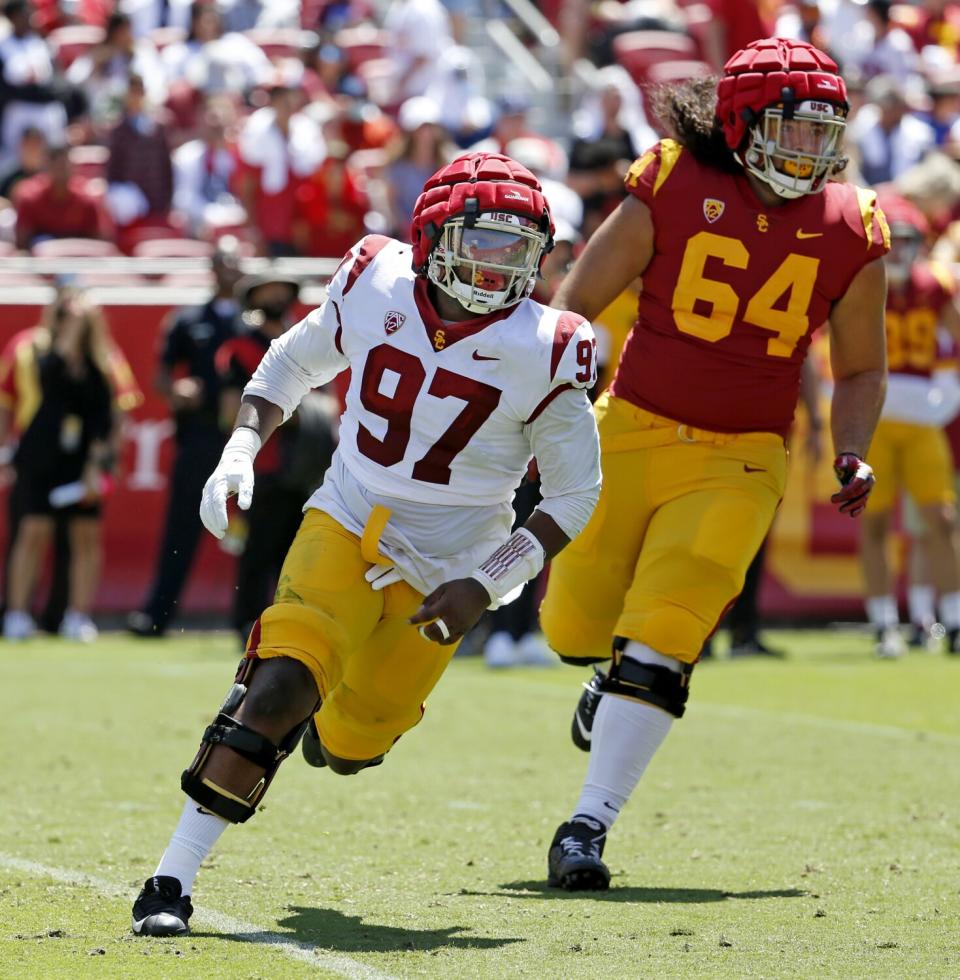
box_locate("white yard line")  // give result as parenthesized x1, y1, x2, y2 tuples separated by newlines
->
(696, 702, 960, 744)
(0, 854, 394, 980)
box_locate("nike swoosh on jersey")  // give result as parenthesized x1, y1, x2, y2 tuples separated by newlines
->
(743, 464, 766, 473)
(795, 230, 823, 239)
(472, 350, 499, 361)
(574, 711, 592, 743)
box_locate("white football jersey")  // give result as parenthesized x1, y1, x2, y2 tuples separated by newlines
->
(244, 234, 600, 594)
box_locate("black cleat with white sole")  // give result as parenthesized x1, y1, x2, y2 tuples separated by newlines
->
(547, 816, 610, 891)
(571, 666, 606, 751)
(131, 876, 193, 936)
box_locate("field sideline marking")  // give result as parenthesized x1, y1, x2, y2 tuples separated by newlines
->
(696, 703, 960, 744)
(0, 854, 395, 979)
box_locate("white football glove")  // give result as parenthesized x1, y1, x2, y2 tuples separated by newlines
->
(199, 427, 261, 539)
(364, 563, 403, 590)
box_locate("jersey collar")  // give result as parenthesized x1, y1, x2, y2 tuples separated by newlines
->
(413, 277, 515, 352)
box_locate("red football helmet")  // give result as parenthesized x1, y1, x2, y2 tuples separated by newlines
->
(877, 193, 927, 285)
(410, 152, 554, 314)
(716, 37, 849, 199)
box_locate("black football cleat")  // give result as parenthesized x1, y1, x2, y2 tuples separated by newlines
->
(548, 817, 610, 890)
(131, 876, 193, 936)
(948, 629, 960, 655)
(571, 667, 605, 752)
(301, 718, 328, 768)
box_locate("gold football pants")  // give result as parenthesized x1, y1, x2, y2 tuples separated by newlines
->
(541, 393, 787, 665)
(246, 509, 458, 761)
(867, 418, 955, 512)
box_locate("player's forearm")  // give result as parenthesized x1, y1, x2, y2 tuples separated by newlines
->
(830, 369, 886, 458)
(236, 394, 284, 444)
(523, 510, 570, 561)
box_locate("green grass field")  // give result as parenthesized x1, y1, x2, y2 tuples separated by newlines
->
(1, 630, 958, 978)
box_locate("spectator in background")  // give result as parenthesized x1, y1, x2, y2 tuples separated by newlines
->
(470, 95, 566, 178)
(128, 238, 244, 638)
(293, 126, 369, 257)
(119, 0, 194, 37)
(105, 73, 174, 249)
(160, 1, 272, 96)
(172, 98, 245, 237)
(505, 137, 583, 240)
(848, 75, 935, 185)
(2, 290, 116, 642)
(857, 0, 920, 83)
(921, 69, 960, 146)
(383, 96, 450, 240)
(0, 286, 142, 634)
(236, 81, 326, 256)
(67, 11, 167, 126)
(423, 45, 493, 148)
(0, 125, 46, 201)
(14, 144, 104, 249)
(910, 0, 960, 61)
(0, 0, 68, 165)
(215, 272, 337, 644)
(774, 0, 829, 50)
(570, 65, 656, 175)
(383, 0, 452, 102)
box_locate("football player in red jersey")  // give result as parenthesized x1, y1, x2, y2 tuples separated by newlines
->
(539, 38, 891, 890)
(861, 195, 960, 656)
(129, 153, 603, 935)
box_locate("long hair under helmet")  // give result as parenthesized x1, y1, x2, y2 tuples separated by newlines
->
(716, 37, 849, 199)
(410, 152, 555, 314)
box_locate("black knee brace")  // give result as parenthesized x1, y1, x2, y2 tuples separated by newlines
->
(599, 638, 693, 719)
(181, 657, 314, 823)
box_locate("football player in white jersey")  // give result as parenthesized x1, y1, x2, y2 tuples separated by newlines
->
(131, 152, 602, 936)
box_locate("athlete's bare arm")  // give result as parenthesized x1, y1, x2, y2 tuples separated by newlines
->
(235, 394, 284, 442)
(552, 196, 655, 320)
(408, 511, 571, 644)
(828, 257, 888, 458)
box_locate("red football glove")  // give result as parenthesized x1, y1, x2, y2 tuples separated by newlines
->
(831, 453, 875, 517)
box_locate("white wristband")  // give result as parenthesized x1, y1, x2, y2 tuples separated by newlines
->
(225, 426, 261, 459)
(470, 528, 546, 608)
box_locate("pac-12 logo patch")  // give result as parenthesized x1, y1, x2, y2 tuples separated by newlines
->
(703, 198, 725, 223)
(384, 310, 406, 334)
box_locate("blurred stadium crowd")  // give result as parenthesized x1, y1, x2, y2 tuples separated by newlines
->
(4, 0, 960, 659)
(3, 0, 960, 259)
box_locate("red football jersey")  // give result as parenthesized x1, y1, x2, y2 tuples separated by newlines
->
(610, 139, 890, 436)
(885, 261, 954, 379)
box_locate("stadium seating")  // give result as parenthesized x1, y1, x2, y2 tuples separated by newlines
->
(68, 145, 109, 182)
(644, 59, 714, 87)
(335, 25, 389, 72)
(31, 238, 121, 258)
(47, 24, 105, 71)
(149, 26, 186, 51)
(613, 30, 700, 86)
(132, 238, 215, 259)
(245, 27, 314, 62)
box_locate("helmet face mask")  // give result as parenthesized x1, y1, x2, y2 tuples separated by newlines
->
(740, 101, 847, 199)
(886, 230, 922, 286)
(428, 213, 548, 314)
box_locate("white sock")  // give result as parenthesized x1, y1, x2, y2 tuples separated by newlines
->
(938, 591, 960, 630)
(865, 595, 898, 629)
(154, 800, 229, 896)
(908, 585, 936, 629)
(571, 657, 675, 831)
